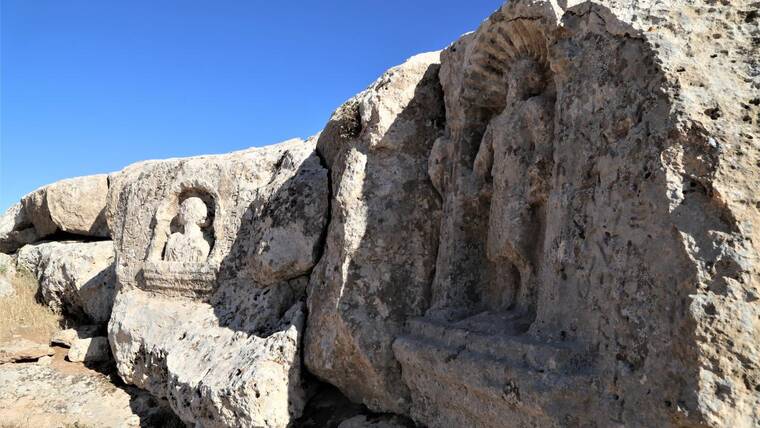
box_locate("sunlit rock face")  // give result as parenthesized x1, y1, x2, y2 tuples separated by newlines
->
(304, 51, 445, 414)
(1, 174, 110, 253)
(107, 139, 329, 427)
(307, 1, 760, 427)
(17, 240, 115, 324)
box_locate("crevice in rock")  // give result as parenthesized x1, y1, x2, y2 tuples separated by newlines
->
(311, 145, 333, 269)
(295, 381, 418, 428)
(36, 230, 112, 245)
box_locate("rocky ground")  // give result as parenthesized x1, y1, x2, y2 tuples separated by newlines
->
(0, 346, 181, 428)
(0, 253, 412, 428)
(0, 259, 181, 428)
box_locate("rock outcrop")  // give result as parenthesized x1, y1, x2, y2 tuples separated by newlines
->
(396, 1, 758, 427)
(1, 1, 758, 427)
(0, 203, 39, 253)
(0, 338, 55, 364)
(0, 361, 182, 427)
(21, 174, 110, 238)
(1, 174, 109, 253)
(305, 51, 444, 413)
(107, 139, 329, 427)
(0, 254, 14, 298)
(17, 240, 116, 324)
(67, 336, 111, 363)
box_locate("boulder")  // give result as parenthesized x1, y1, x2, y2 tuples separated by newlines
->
(305, 52, 444, 414)
(17, 240, 115, 324)
(21, 174, 109, 239)
(67, 336, 110, 363)
(36, 355, 53, 366)
(50, 325, 100, 347)
(107, 139, 329, 427)
(0, 338, 55, 363)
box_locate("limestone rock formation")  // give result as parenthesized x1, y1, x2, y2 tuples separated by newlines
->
(21, 174, 110, 239)
(107, 139, 329, 427)
(67, 336, 111, 363)
(51, 325, 100, 348)
(1, 1, 758, 427)
(1, 174, 109, 253)
(17, 240, 116, 324)
(392, 1, 760, 427)
(305, 52, 444, 414)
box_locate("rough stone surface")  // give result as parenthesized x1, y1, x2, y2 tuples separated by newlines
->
(21, 174, 110, 239)
(0, 203, 39, 253)
(2, 1, 758, 426)
(67, 336, 111, 363)
(390, 1, 760, 427)
(51, 325, 100, 347)
(0, 362, 182, 427)
(0, 338, 55, 363)
(337, 415, 413, 428)
(305, 52, 444, 413)
(17, 240, 116, 324)
(107, 139, 329, 427)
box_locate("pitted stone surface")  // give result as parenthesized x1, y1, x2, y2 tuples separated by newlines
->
(305, 52, 444, 414)
(16, 240, 115, 324)
(164, 197, 211, 263)
(1, 1, 758, 427)
(107, 139, 329, 427)
(21, 174, 110, 239)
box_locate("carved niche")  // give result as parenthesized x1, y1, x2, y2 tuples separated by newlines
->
(141, 181, 224, 297)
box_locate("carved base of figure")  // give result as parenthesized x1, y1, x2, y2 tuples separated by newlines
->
(142, 261, 217, 297)
(393, 317, 600, 428)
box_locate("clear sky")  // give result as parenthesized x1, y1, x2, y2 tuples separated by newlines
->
(1, 1, 501, 211)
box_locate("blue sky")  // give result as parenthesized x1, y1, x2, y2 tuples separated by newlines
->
(1, 1, 501, 210)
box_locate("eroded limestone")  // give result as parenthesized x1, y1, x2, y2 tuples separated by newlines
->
(107, 139, 329, 427)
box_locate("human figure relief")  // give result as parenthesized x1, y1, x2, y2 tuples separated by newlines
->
(474, 57, 554, 314)
(164, 197, 211, 262)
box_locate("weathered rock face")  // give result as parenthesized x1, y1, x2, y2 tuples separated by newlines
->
(305, 52, 444, 413)
(67, 336, 111, 363)
(390, 1, 760, 427)
(2, 1, 758, 427)
(0, 203, 40, 253)
(107, 139, 329, 427)
(1, 174, 109, 253)
(0, 338, 55, 364)
(51, 325, 100, 348)
(21, 174, 110, 238)
(17, 240, 116, 324)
